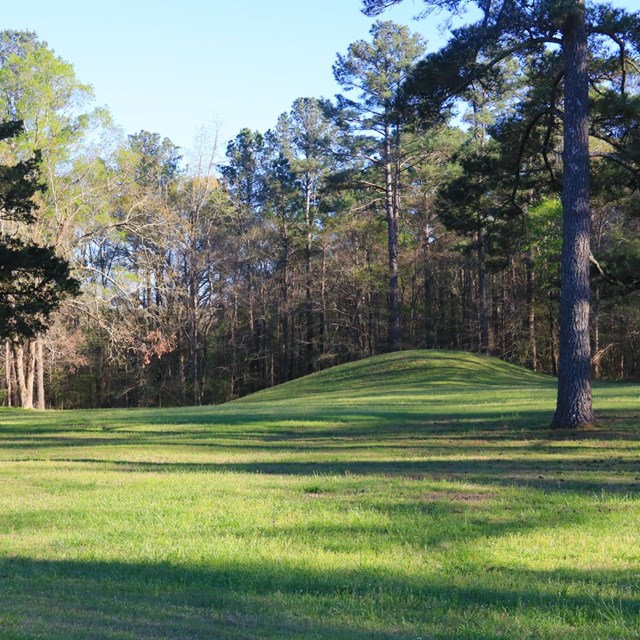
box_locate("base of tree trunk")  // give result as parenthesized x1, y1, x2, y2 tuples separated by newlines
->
(550, 407, 596, 430)
(550, 421, 597, 430)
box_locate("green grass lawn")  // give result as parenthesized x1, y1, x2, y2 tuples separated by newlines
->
(0, 350, 639, 639)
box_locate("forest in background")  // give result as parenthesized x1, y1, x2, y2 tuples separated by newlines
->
(0, 9, 639, 410)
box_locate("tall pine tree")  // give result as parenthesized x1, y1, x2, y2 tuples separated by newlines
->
(362, 0, 640, 427)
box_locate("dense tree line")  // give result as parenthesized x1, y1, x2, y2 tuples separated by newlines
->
(0, 6, 639, 412)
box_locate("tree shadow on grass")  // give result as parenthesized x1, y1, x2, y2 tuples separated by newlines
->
(0, 556, 638, 640)
(0, 463, 609, 567)
(1, 401, 635, 443)
(13, 452, 636, 494)
(3, 402, 640, 496)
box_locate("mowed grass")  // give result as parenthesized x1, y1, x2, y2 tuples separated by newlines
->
(0, 350, 639, 640)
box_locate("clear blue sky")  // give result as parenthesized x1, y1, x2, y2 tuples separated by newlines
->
(3, 1, 638, 153)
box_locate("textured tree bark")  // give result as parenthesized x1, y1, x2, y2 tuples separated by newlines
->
(385, 125, 401, 352)
(190, 284, 199, 406)
(230, 287, 238, 399)
(547, 291, 558, 376)
(12, 342, 25, 408)
(462, 256, 472, 350)
(304, 176, 315, 373)
(422, 212, 434, 349)
(25, 340, 36, 410)
(477, 225, 489, 354)
(552, 0, 595, 428)
(591, 287, 601, 379)
(320, 239, 328, 355)
(247, 271, 258, 392)
(5, 340, 12, 407)
(36, 336, 45, 410)
(12, 341, 34, 409)
(526, 249, 537, 371)
(388, 212, 401, 351)
(280, 227, 291, 383)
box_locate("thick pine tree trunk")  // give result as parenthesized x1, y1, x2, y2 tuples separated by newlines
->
(552, 0, 595, 428)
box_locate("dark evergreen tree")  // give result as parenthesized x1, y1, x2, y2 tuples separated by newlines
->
(0, 120, 79, 339)
(437, 143, 520, 353)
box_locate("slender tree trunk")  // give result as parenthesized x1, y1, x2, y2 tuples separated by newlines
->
(230, 287, 238, 399)
(178, 351, 187, 399)
(248, 270, 260, 392)
(9, 344, 19, 408)
(280, 229, 290, 383)
(591, 286, 601, 379)
(12, 342, 25, 408)
(5, 340, 12, 407)
(270, 353, 275, 388)
(304, 176, 314, 373)
(422, 215, 434, 349)
(96, 344, 105, 408)
(477, 225, 489, 354)
(36, 336, 45, 410)
(385, 125, 401, 351)
(260, 283, 271, 386)
(526, 249, 537, 371)
(12, 341, 34, 409)
(552, 0, 595, 428)
(548, 292, 558, 377)
(462, 256, 472, 349)
(25, 341, 36, 410)
(423, 262, 432, 349)
(320, 239, 328, 355)
(190, 284, 199, 406)
(499, 272, 507, 355)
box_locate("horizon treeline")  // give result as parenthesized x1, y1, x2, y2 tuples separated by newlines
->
(1, 23, 638, 409)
